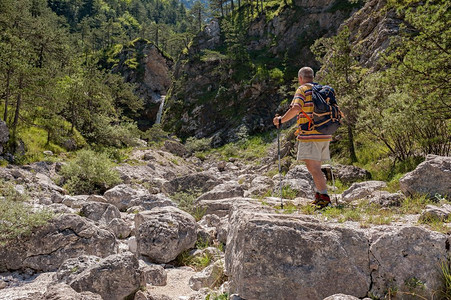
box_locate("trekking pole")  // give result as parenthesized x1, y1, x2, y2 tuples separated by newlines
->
(330, 164, 338, 206)
(276, 114, 283, 209)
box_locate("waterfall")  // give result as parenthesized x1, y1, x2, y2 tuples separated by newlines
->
(155, 95, 166, 124)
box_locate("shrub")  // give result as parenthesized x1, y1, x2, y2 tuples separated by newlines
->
(60, 149, 121, 195)
(142, 124, 169, 146)
(0, 181, 53, 245)
(185, 137, 212, 153)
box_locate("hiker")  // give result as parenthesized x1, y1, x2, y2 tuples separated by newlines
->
(273, 67, 332, 209)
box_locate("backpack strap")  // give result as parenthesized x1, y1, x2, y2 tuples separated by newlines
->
(299, 109, 314, 131)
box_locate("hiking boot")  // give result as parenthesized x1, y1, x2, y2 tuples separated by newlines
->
(313, 193, 331, 209)
(311, 192, 321, 205)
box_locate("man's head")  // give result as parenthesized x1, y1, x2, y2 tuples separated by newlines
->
(298, 67, 314, 84)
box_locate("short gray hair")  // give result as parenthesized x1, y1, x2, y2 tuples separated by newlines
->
(298, 67, 314, 82)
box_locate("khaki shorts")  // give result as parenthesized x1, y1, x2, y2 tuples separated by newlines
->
(297, 141, 330, 162)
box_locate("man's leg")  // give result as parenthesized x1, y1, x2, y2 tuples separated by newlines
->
(304, 159, 327, 192)
(305, 159, 331, 208)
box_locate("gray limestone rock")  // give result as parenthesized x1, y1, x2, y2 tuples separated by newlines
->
(189, 259, 225, 291)
(0, 214, 117, 272)
(139, 261, 167, 286)
(66, 252, 142, 300)
(342, 181, 387, 202)
(225, 204, 370, 300)
(420, 204, 451, 222)
(103, 184, 151, 211)
(80, 201, 121, 224)
(369, 226, 448, 298)
(162, 172, 222, 194)
(197, 181, 244, 201)
(107, 218, 132, 239)
(400, 155, 451, 198)
(135, 207, 197, 263)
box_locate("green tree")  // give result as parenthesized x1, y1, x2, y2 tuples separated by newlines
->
(312, 26, 366, 163)
(359, 0, 451, 160)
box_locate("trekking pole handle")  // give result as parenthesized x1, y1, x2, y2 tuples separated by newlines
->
(275, 114, 282, 128)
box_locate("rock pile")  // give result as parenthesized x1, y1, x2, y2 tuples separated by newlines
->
(0, 150, 449, 299)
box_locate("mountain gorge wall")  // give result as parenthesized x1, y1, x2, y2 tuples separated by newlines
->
(111, 39, 174, 129)
(162, 0, 363, 145)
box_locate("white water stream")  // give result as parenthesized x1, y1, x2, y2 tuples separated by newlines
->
(155, 95, 166, 124)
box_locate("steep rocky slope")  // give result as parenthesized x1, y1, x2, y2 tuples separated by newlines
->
(162, 0, 363, 145)
(111, 38, 174, 129)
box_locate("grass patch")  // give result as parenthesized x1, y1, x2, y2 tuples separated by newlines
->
(397, 195, 432, 215)
(15, 126, 66, 164)
(208, 131, 277, 164)
(170, 190, 206, 221)
(0, 181, 53, 245)
(440, 260, 451, 299)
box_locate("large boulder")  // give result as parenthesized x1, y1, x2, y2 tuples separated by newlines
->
(0, 273, 102, 300)
(244, 175, 274, 197)
(135, 207, 197, 263)
(57, 252, 142, 300)
(0, 214, 117, 272)
(342, 181, 387, 202)
(281, 165, 315, 199)
(197, 181, 244, 201)
(369, 226, 448, 298)
(103, 184, 151, 211)
(225, 203, 370, 300)
(331, 164, 371, 184)
(225, 202, 449, 300)
(400, 155, 451, 198)
(80, 201, 121, 224)
(162, 172, 222, 194)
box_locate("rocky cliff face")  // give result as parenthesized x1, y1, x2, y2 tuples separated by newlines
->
(343, 0, 402, 69)
(163, 1, 363, 145)
(112, 39, 174, 129)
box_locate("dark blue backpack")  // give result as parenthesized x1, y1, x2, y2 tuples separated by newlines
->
(299, 84, 343, 135)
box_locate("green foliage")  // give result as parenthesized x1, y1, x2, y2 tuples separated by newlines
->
(142, 124, 170, 147)
(185, 137, 212, 153)
(0, 181, 53, 245)
(60, 149, 122, 195)
(176, 249, 213, 271)
(14, 126, 65, 164)
(200, 49, 228, 62)
(281, 185, 298, 200)
(206, 293, 229, 300)
(212, 131, 276, 163)
(170, 190, 206, 221)
(441, 260, 451, 299)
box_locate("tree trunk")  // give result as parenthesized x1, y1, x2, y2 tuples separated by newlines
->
(220, 0, 224, 17)
(198, 6, 201, 32)
(231, 0, 234, 11)
(3, 69, 11, 122)
(11, 76, 23, 145)
(155, 23, 159, 47)
(347, 123, 358, 163)
(47, 129, 51, 145)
